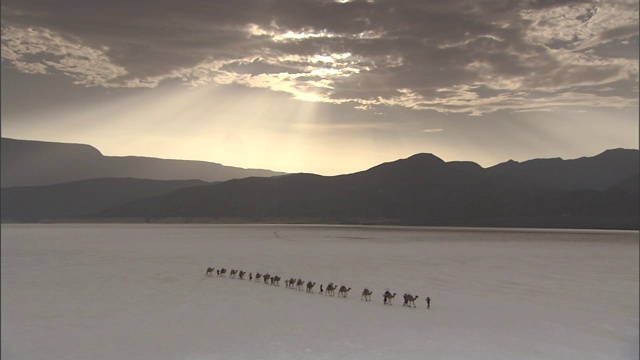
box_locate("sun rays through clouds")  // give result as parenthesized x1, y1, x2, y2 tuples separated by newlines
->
(2, 0, 637, 115)
(1, 0, 637, 175)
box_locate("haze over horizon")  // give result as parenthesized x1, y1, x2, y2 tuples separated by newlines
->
(2, 0, 638, 176)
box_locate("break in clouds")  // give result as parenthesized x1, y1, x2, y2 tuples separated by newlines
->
(1, 0, 638, 115)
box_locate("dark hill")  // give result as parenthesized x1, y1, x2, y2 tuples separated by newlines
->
(1, 178, 208, 222)
(486, 148, 639, 190)
(1, 138, 286, 187)
(87, 149, 639, 229)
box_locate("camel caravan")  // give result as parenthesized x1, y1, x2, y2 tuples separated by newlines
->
(205, 266, 428, 308)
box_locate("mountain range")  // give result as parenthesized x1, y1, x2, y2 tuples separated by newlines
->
(1, 138, 638, 229)
(1, 137, 285, 187)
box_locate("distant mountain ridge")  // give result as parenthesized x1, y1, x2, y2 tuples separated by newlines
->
(1, 137, 286, 187)
(85, 149, 639, 230)
(2, 140, 637, 229)
(484, 148, 639, 191)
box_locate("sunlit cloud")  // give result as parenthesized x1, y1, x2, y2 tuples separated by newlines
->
(511, 108, 555, 113)
(245, 24, 341, 42)
(1, 26, 128, 85)
(1, 0, 637, 116)
(520, 1, 638, 51)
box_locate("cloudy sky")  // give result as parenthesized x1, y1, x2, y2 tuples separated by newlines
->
(2, 0, 638, 175)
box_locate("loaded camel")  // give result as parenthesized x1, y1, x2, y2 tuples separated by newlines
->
(325, 283, 337, 296)
(383, 291, 396, 305)
(218, 268, 227, 277)
(306, 281, 316, 293)
(255, 273, 262, 282)
(263, 274, 271, 284)
(338, 286, 351, 298)
(361, 288, 372, 301)
(229, 269, 238, 278)
(403, 294, 419, 308)
(296, 279, 305, 291)
(206, 267, 214, 276)
(238, 270, 246, 280)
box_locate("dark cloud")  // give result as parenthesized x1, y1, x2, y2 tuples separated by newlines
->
(1, 0, 637, 114)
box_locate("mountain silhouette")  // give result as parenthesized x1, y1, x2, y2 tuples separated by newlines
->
(1, 137, 286, 187)
(1, 178, 209, 222)
(80, 149, 638, 229)
(485, 148, 639, 191)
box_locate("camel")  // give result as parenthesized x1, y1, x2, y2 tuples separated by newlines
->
(229, 269, 237, 278)
(218, 268, 227, 277)
(206, 267, 214, 276)
(306, 281, 316, 293)
(296, 279, 304, 291)
(361, 288, 372, 301)
(338, 286, 351, 298)
(286, 278, 296, 288)
(325, 283, 337, 296)
(263, 274, 271, 283)
(238, 271, 245, 280)
(383, 292, 396, 305)
(403, 294, 419, 308)
(271, 275, 281, 286)
(255, 273, 262, 282)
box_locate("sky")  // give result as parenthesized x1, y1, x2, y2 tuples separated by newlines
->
(1, 0, 638, 176)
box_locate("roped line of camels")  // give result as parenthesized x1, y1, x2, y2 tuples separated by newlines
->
(205, 266, 422, 308)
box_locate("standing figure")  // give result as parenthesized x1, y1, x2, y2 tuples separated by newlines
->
(320, 284, 324, 294)
(426, 297, 431, 309)
(249, 273, 252, 280)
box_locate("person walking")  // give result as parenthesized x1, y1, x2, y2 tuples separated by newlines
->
(426, 297, 431, 309)
(249, 273, 252, 280)
(320, 284, 324, 294)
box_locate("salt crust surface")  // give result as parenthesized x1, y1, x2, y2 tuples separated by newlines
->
(2, 224, 638, 360)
